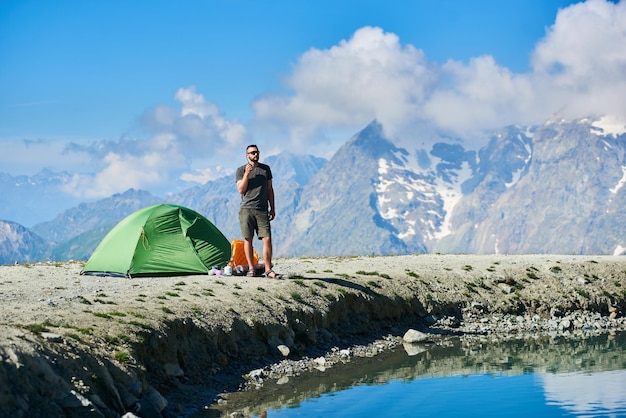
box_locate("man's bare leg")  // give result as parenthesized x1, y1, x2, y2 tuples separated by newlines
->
(244, 237, 255, 272)
(262, 236, 272, 273)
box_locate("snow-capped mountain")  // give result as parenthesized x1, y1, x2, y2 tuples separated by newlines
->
(278, 116, 625, 256)
(443, 117, 626, 255)
(0, 220, 50, 264)
(1, 115, 625, 262)
(0, 169, 85, 227)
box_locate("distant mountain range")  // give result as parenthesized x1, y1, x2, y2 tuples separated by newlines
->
(1, 116, 625, 264)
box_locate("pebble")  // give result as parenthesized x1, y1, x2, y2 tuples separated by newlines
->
(240, 311, 626, 391)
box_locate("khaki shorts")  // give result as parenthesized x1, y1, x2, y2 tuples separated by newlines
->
(239, 208, 271, 239)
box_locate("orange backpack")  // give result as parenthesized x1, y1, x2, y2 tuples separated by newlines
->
(229, 239, 259, 267)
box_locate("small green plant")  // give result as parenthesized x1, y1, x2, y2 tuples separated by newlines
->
(462, 265, 473, 271)
(77, 295, 92, 305)
(323, 269, 333, 273)
(109, 311, 127, 317)
(24, 322, 50, 334)
(93, 312, 112, 319)
(66, 333, 82, 341)
(550, 266, 562, 273)
(293, 279, 306, 287)
(94, 298, 116, 305)
(104, 335, 120, 344)
(574, 287, 590, 298)
(356, 270, 379, 276)
(257, 286, 266, 292)
(367, 280, 381, 288)
(72, 326, 93, 335)
(306, 269, 317, 273)
(202, 289, 215, 296)
(406, 270, 418, 278)
(325, 293, 335, 302)
(161, 306, 174, 314)
(128, 321, 151, 330)
(175, 281, 186, 286)
(290, 292, 303, 302)
(313, 281, 327, 288)
(114, 351, 130, 363)
(165, 291, 179, 297)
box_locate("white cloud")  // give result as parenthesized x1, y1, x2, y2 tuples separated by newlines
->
(253, 0, 626, 148)
(8, 0, 626, 200)
(63, 150, 177, 198)
(179, 166, 234, 184)
(530, 0, 626, 118)
(173, 86, 247, 148)
(424, 56, 536, 134)
(253, 26, 435, 144)
(60, 88, 248, 198)
(0, 138, 94, 176)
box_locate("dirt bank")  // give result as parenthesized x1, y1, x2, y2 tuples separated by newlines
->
(1, 254, 625, 417)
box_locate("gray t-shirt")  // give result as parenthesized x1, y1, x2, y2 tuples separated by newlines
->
(236, 163, 273, 210)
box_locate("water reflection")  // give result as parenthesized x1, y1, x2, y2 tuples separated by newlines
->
(202, 331, 626, 417)
(541, 370, 626, 416)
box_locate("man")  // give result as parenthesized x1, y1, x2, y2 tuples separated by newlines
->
(236, 144, 282, 278)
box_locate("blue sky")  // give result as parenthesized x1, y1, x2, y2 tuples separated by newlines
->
(1, 0, 625, 198)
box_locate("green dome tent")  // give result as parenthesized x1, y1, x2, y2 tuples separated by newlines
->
(81, 204, 231, 277)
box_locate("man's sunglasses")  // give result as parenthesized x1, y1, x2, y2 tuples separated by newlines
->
(247, 151, 260, 155)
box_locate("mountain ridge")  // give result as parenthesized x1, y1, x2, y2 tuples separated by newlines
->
(1, 115, 625, 262)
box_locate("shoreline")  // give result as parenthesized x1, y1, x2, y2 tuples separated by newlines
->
(209, 329, 625, 417)
(1, 254, 625, 417)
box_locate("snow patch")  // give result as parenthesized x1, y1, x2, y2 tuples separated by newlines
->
(434, 160, 473, 239)
(609, 166, 626, 194)
(591, 116, 626, 138)
(613, 245, 626, 256)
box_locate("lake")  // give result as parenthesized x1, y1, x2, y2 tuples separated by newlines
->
(203, 331, 626, 417)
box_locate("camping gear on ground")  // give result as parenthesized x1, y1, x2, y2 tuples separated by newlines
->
(228, 239, 270, 276)
(81, 204, 231, 277)
(229, 239, 259, 267)
(233, 264, 266, 276)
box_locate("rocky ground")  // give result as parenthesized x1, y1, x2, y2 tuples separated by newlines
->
(1, 254, 625, 417)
